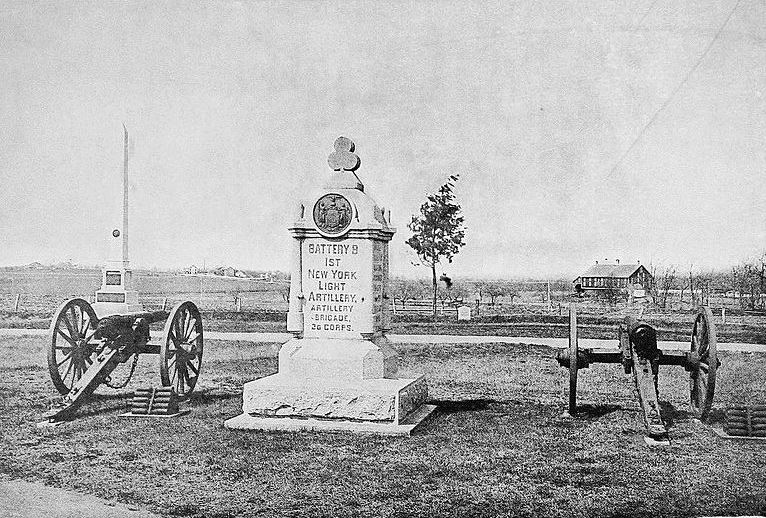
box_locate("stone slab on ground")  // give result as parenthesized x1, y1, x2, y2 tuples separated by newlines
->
(0, 478, 159, 518)
(225, 403, 437, 436)
(711, 426, 766, 441)
(241, 374, 427, 423)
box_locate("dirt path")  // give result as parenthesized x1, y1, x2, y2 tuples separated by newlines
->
(0, 478, 159, 518)
(0, 327, 764, 352)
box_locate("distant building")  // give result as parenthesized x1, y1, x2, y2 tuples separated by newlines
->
(185, 265, 199, 275)
(573, 262, 653, 294)
(211, 266, 247, 278)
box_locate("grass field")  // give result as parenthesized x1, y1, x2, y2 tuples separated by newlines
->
(1, 336, 765, 517)
(0, 269, 286, 316)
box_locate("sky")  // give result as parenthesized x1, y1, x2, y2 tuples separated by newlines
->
(0, 0, 764, 279)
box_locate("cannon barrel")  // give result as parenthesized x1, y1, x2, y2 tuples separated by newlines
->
(100, 310, 169, 327)
(94, 310, 169, 341)
(623, 316, 658, 360)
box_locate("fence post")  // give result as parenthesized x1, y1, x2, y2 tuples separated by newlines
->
(475, 298, 480, 317)
(236, 296, 242, 312)
(162, 297, 168, 311)
(13, 293, 20, 312)
(721, 307, 726, 324)
(547, 281, 552, 311)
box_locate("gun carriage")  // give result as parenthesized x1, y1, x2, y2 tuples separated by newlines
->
(556, 305, 719, 443)
(44, 298, 203, 422)
(41, 127, 205, 423)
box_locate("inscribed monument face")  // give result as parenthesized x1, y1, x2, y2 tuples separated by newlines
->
(224, 136, 435, 435)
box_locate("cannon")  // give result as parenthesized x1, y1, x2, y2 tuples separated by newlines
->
(556, 305, 719, 443)
(43, 298, 203, 423)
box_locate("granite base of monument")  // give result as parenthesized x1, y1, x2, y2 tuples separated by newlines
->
(224, 403, 436, 436)
(225, 345, 435, 435)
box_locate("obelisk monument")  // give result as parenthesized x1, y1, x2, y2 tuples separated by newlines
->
(92, 125, 142, 317)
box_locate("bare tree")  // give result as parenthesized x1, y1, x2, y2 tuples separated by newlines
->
(482, 281, 507, 306)
(390, 278, 425, 310)
(602, 275, 621, 306)
(279, 282, 290, 306)
(655, 266, 678, 309)
(736, 253, 766, 310)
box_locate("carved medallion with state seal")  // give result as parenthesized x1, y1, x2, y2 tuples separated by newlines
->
(313, 193, 353, 235)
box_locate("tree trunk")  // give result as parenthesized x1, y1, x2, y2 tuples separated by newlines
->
(431, 264, 437, 320)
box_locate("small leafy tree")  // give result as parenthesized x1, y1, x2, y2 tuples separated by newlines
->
(406, 175, 466, 318)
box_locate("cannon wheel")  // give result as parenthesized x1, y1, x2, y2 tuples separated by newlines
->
(160, 301, 203, 400)
(47, 298, 100, 395)
(689, 306, 718, 421)
(568, 304, 579, 415)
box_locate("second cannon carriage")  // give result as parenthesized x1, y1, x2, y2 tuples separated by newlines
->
(556, 305, 720, 444)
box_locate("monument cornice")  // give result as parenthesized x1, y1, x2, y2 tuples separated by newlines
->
(288, 226, 395, 242)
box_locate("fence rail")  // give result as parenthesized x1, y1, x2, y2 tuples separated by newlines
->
(2, 292, 765, 321)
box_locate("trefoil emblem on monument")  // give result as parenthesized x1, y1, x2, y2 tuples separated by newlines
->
(312, 136, 360, 235)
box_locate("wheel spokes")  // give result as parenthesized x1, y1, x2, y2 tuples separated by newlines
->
(161, 302, 202, 398)
(182, 311, 191, 339)
(174, 314, 183, 343)
(57, 351, 73, 367)
(56, 328, 77, 347)
(68, 306, 81, 339)
(62, 359, 75, 383)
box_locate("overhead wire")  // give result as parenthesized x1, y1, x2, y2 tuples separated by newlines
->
(604, 0, 743, 179)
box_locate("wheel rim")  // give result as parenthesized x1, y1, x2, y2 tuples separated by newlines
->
(689, 306, 718, 421)
(568, 304, 578, 415)
(47, 298, 99, 394)
(160, 301, 203, 399)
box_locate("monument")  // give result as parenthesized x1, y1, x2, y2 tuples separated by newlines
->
(92, 125, 142, 317)
(225, 137, 435, 435)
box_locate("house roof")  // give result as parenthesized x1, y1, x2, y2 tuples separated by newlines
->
(577, 264, 644, 279)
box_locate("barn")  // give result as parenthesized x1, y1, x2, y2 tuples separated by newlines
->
(573, 262, 653, 294)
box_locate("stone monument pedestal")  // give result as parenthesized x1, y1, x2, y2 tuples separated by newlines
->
(226, 336, 434, 435)
(225, 137, 435, 435)
(92, 258, 143, 317)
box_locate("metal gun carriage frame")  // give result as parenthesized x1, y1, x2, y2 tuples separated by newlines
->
(556, 305, 719, 442)
(44, 298, 204, 422)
